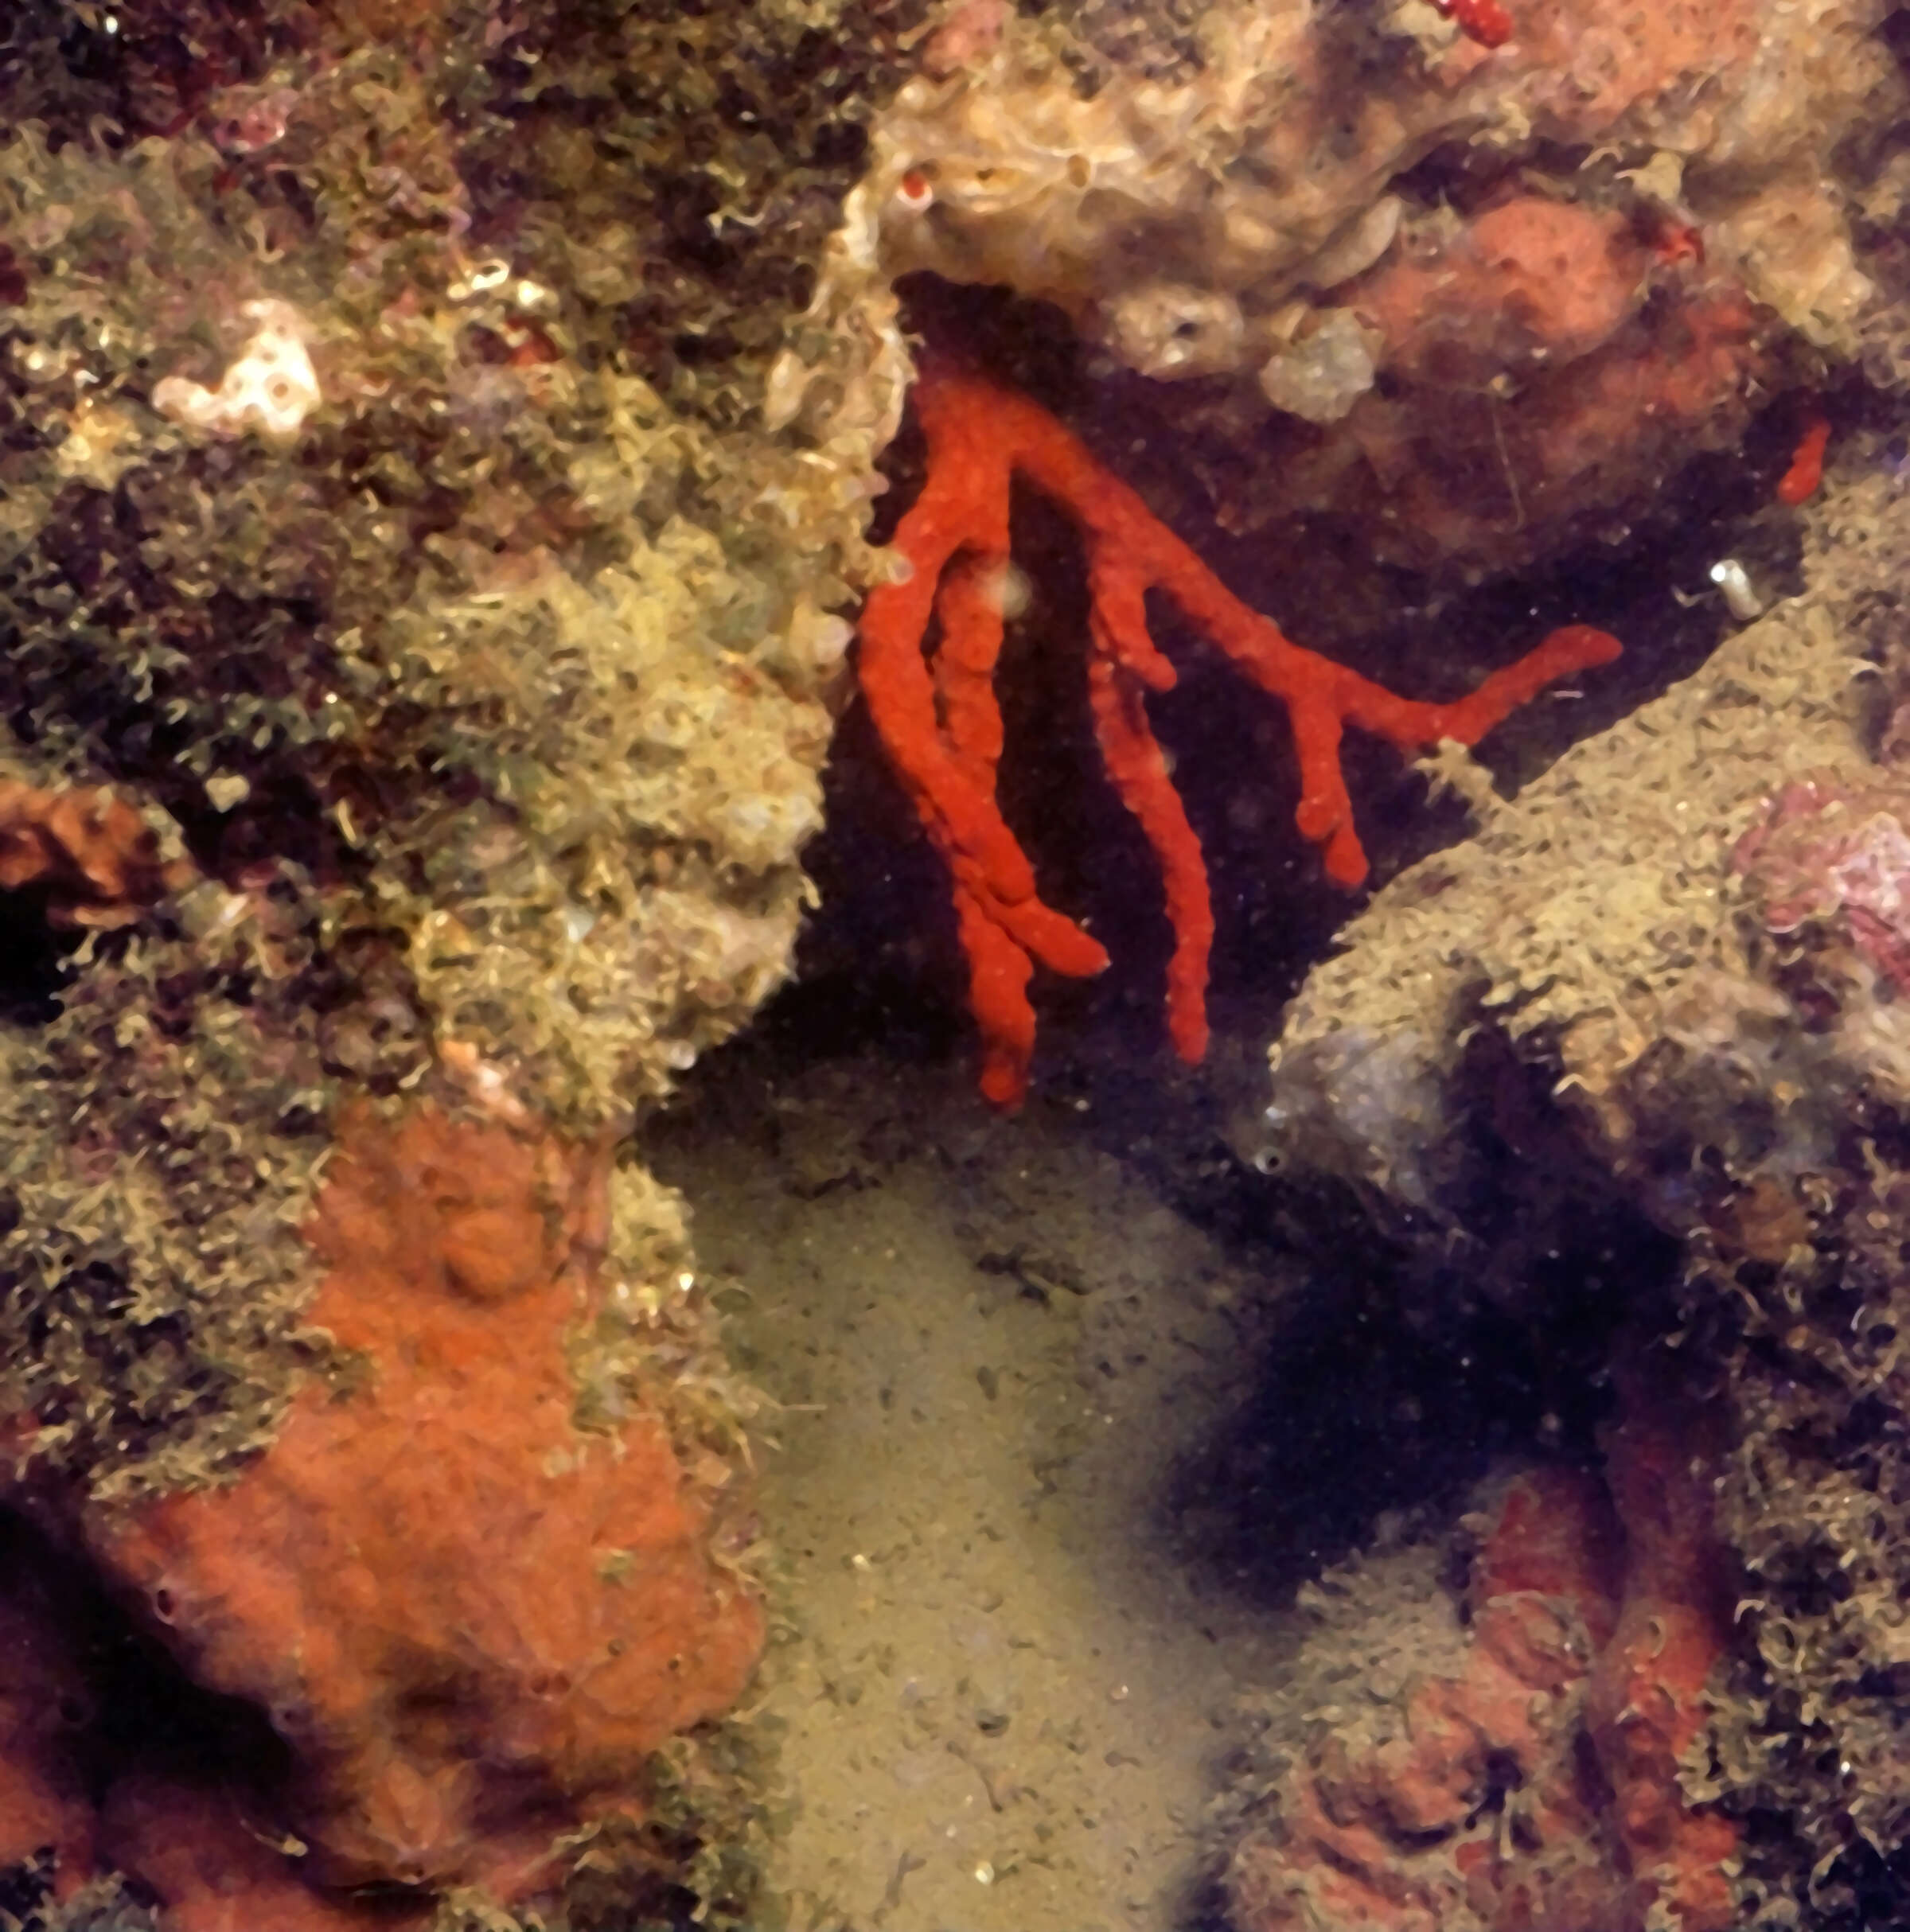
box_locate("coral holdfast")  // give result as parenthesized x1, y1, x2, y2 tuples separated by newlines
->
(857, 361, 1621, 1105)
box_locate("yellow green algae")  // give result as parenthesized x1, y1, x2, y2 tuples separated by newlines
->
(0, 2, 924, 1923)
(0, 0, 921, 1493)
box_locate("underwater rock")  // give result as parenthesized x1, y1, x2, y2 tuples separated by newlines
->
(4, 0, 1908, 1925)
(1256, 489, 1870, 1248)
(793, 0, 1910, 1098)
(1229, 1469, 1627, 1932)
(783, 0, 1903, 571)
(80, 1104, 765, 1895)
(1252, 461, 1910, 1918)
(0, 0, 891, 1917)
(0, 0, 898, 1496)
(1270, 208, 1765, 570)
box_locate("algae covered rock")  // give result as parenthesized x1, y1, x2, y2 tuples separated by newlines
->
(84, 1104, 766, 1905)
(1226, 1393, 1737, 1932)
(1250, 460, 1910, 1922)
(784, 0, 1903, 575)
(0, 0, 918, 1922)
(0, 0, 918, 1490)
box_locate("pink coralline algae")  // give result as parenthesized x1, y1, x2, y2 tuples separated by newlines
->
(1734, 775, 1910, 996)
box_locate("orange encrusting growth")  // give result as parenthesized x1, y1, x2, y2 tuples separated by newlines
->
(81, 1104, 765, 1902)
(1777, 414, 1830, 505)
(857, 361, 1622, 1105)
(1229, 1381, 1740, 1932)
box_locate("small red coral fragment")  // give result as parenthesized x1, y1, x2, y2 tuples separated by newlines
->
(1432, 0, 1514, 48)
(1651, 220, 1706, 270)
(1777, 413, 1830, 505)
(858, 362, 1620, 1104)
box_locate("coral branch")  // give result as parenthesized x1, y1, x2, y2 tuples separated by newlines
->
(1777, 412, 1830, 504)
(1432, 0, 1514, 47)
(858, 362, 1621, 1104)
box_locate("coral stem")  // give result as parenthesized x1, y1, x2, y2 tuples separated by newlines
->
(1777, 412, 1830, 505)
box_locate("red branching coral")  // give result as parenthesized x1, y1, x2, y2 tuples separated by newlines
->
(1433, 0, 1514, 48)
(859, 362, 1622, 1104)
(1226, 1379, 1739, 1932)
(1777, 415, 1830, 505)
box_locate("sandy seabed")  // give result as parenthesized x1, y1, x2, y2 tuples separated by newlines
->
(651, 1049, 1300, 1932)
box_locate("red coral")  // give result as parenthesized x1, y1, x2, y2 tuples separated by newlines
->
(1227, 1381, 1738, 1932)
(1777, 414, 1830, 505)
(859, 362, 1620, 1104)
(1432, 0, 1514, 48)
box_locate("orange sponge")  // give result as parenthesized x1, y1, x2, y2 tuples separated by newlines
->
(82, 1103, 764, 1899)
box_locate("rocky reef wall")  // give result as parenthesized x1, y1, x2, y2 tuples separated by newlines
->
(1245, 444, 1910, 1924)
(0, 0, 918, 1922)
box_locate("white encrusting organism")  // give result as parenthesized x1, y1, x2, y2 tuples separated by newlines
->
(152, 298, 322, 440)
